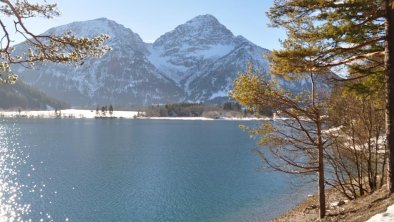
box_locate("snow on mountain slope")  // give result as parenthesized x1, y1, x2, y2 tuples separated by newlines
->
(148, 15, 241, 85)
(16, 18, 184, 106)
(153, 15, 235, 51)
(187, 40, 270, 102)
(14, 15, 292, 106)
(45, 17, 147, 52)
(148, 14, 271, 102)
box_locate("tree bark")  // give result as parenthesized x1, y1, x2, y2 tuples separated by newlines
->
(317, 118, 326, 218)
(311, 73, 326, 218)
(385, 0, 394, 193)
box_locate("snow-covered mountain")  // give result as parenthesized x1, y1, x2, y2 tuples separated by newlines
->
(15, 15, 272, 106)
(149, 15, 270, 102)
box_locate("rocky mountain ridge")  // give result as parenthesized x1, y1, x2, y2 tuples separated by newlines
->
(15, 15, 289, 106)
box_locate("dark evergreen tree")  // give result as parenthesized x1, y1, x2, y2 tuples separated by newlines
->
(109, 105, 114, 116)
(101, 106, 107, 116)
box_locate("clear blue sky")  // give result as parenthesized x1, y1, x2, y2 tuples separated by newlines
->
(24, 0, 285, 50)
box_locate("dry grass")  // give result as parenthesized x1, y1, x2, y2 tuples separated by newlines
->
(272, 185, 394, 222)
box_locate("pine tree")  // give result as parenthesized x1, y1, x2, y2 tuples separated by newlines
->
(264, 12, 331, 217)
(109, 105, 114, 116)
(230, 64, 330, 217)
(384, 0, 394, 193)
(101, 106, 107, 116)
(267, 0, 394, 196)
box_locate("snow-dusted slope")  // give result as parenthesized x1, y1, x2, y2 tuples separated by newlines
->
(186, 39, 270, 102)
(148, 15, 238, 84)
(15, 15, 273, 106)
(16, 18, 184, 106)
(148, 14, 270, 103)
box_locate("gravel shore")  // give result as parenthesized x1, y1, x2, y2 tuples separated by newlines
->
(272, 186, 394, 222)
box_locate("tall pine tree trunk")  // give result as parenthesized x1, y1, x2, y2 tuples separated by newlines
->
(385, 0, 394, 193)
(317, 122, 325, 218)
(311, 73, 325, 218)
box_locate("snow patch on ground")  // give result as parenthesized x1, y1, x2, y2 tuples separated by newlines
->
(322, 125, 386, 154)
(140, 117, 214, 121)
(209, 90, 229, 100)
(322, 126, 344, 135)
(367, 204, 394, 222)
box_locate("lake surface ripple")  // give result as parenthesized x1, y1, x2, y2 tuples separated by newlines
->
(0, 119, 310, 221)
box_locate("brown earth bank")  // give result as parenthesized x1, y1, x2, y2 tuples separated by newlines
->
(272, 185, 394, 222)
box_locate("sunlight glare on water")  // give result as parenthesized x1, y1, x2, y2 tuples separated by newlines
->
(0, 123, 30, 222)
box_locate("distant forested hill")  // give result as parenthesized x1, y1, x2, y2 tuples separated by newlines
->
(0, 80, 69, 110)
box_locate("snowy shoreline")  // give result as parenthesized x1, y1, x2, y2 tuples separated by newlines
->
(0, 109, 139, 119)
(139, 116, 271, 121)
(0, 109, 271, 121)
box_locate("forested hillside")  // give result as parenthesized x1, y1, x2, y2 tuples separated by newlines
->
(0, 80, 68, 110)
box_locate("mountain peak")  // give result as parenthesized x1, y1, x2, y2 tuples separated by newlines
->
(93, 17, 112, 21)
(45, 17, 134, 38)
(153, 14, 234, 48)
(185, 14, 220, 26)
(43, 17, 147, 52)
(181, 14, 232, 35)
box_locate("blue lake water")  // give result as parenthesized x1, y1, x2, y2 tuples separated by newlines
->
(0, 119, 311, 221)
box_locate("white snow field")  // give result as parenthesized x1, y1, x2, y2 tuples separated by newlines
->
(367, 204, 394, 222)
(0, 109, 139, 119)
(0, 109, 272, 121)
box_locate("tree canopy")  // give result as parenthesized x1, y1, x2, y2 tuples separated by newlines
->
(268, 0, 384, 77)
(267, 0, 394, 195)
(231, 63, 329, 217)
